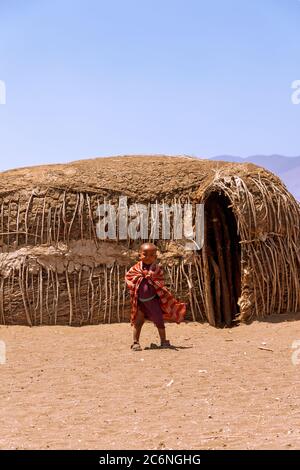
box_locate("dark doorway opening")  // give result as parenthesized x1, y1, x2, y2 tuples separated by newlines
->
(204, 192, 241, 326)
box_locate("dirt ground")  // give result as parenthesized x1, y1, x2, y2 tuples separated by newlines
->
(0, 314, 300, 450)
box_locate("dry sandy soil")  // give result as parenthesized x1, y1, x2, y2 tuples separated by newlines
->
(0, 314, 300, 450)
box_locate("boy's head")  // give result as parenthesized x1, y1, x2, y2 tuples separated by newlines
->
(139, 242, 157, 265)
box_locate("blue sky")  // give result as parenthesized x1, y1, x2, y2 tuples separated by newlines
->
(0, 0, 299, 171)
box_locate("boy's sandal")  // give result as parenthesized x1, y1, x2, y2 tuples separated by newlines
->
(131, 342, 142, 351)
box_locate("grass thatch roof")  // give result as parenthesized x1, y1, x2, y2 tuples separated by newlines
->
(0, 154, 277, 198)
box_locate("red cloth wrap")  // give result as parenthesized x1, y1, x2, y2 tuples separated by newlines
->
(125, 261, 186, 326)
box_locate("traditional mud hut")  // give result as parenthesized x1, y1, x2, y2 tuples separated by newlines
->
(0, 155, 299, 327)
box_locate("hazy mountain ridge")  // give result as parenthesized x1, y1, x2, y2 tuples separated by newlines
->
(210, 155, 300, 201)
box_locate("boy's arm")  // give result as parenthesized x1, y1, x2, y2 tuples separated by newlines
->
(125, 264, 140, 289)
(147, 263, 165, 284)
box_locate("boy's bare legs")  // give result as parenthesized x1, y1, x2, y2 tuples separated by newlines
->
(157, 326, 166, 343)
(133, 309, 144, 345)
(132, 311, 171, 349)
(157, 326, 171, 347)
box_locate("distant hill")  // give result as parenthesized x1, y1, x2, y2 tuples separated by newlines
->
(210, 155, 300, 201)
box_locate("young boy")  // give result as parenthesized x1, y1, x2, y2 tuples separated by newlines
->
(125, 242, 186, 351)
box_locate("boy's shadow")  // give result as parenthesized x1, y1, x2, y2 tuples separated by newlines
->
(144, 344, 193, 351)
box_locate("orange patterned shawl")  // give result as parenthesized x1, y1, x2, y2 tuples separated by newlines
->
(125, 261, 186, 325)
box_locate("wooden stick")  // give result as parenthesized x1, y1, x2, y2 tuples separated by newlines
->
(202, 235, 216, 326)
(0, 200, 4, 248)
(89, 267, 95, 322)
(65, 270, 73, 326)
(55, 270, 59, 325)
(73, 272, 77, 322)
(181, 262, 196, 321)
(193, 254, 205, 317)
(103, 266, 108, 323)
(40, 196, 46, 244)
(0, 277, 5, 325)
(122, 265, 127, 321)
(188, 262, 202, 320)
(62, 190, 67, 242)
(45, 268, 50, 321)
(78, 267, 84, 324)
(108, 265, 113, 324)
(19, 261, 32, 326)
(117, 264, 120, 323)
(56, 203, 62, 244)
(7, 200, 11, 247)
(98, 275, 102, 323)
(25, 194, 34, 245)
(210, 257, 221, 325)
(39, 268, 43, 325)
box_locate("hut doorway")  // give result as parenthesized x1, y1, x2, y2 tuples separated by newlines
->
(204, 192, 241, 326)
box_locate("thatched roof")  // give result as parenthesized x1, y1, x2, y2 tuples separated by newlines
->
(0, 154, 279, 198)
(0, 155, 299, 326)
